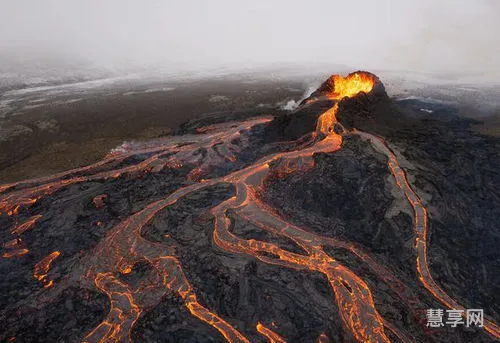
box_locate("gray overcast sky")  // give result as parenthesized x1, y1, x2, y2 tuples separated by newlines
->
(0, 0, 499, 74)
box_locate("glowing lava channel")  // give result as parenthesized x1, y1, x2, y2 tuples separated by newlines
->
(352, 130, 500, 339)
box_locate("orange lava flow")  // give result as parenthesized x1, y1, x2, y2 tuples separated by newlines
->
(33, 251, 60, 288)
(4, 238, 22, 249)
(315, 104, 340, 136)
(10, 214, 43, 235)
(83, 273, 142, 343)
(78, 180, 252, 343)
(2, 248, 29, 258)
(3, 72, 498, 342)
(256, 322, 288, 343)
(1, 215, 43, 259)
(2, 238, 29, 258)
(353, 130, 500, 340)
(211, 173, 392, 343)
(0, 117, 272, 216)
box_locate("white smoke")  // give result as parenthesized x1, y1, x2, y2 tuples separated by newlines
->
(280, 100, 299, 111)
(279, 83, 321, 111)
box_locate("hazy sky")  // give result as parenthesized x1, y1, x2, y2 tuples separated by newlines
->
(1, 0, 499, 75)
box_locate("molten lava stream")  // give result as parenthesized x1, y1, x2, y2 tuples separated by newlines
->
(256, 322, 288, 343)
(33, 251, 60, 288)
(352, 130, 500, 340)
(0, 138, 180, 195)
(74, 179, 254, 343)
(0, 117, 272, 216)
(237, 200, 427, 334)
(10, 214, 43, 235)
(2, 247, 29, 258)
(211, 182, 392, 343)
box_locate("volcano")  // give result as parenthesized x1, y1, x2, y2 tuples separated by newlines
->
(0, 72, 499, 343)
(269, 71, 389, 140)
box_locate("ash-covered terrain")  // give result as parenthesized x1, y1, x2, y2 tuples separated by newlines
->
(0, 72, 499, 343)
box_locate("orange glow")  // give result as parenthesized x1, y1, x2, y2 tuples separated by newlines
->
(315, 104, 339, 136)
(2, 238, 29, 258)
(256, 322, 287, 343)
(33, 251, 60, 287)
(2, 248, 29, 258)
(7, 204, 20, 216)
(120, 266, 133, 274)
(10, 214, 43, 235)
(4, 238, 22, 249)
(325, 72, 376, 100)
(316, 333, 330, 343)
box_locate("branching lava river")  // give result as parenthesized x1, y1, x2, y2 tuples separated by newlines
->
(1, 72, 498, 343)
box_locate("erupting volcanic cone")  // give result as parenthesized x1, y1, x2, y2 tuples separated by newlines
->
(304, 71, 386, 103)
(270, 71, 389, 139)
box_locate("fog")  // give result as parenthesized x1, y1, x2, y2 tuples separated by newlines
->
(1, 0, 499, 78)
